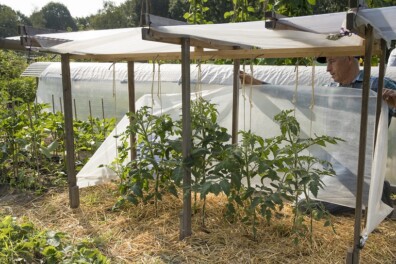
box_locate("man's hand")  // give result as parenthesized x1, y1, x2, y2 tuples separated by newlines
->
(383, 88, 396, 108)
(239, 71, 267, 85)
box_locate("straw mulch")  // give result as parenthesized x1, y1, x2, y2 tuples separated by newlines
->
(0, 183, 395, 264)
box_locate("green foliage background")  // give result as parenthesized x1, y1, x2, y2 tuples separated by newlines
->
(1, 0, 395, 37)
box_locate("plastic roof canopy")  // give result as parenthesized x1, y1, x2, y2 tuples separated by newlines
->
(29, 6, 396, 61)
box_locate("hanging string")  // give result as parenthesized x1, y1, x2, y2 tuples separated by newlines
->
(242, 61, 247, 131)
(249, 61, 254, 130)
(110, 62, 119, 172)
(111, 62, 117, 126)
(309, 59, 316, 138)
(151, 60, 156, 112)
(292, 59, 299, 117)
(195, 60, 203, 98)
(157, 61, 163, 115)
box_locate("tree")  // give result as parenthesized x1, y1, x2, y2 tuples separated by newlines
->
(130, 0, 171, 26)
(0, 50, 36, 103)
(31, 2, 77, 31)
(30, 10, 45, 29)
(75, 17, 92, 31)
(16, 11, 32, 27)
(169, 0, 189, 22)
(89, 1, 136, 29)
(0, 5, 20, 38)
(224, 0, 265, 22)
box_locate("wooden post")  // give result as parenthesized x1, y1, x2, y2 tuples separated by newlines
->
(180, 37, 192, 240)
(61, 54, 80, 209)
(127, 61, 137, 161)
(346, 24, 373, 264)
(232, 59, 240, 144)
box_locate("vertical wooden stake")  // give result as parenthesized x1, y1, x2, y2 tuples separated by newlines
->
(61, 54, 79, 208)
(232, 59, 240, 144)
(346, 24, 373, 264)
(180, 37, 192, 240)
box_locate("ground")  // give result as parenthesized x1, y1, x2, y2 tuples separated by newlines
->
(0, 183, 395, 264)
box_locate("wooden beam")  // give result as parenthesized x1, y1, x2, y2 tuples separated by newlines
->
(0, 38, 27, 51)
(61, 54, 80, 209)
(63, 45, 372, 62)
(142, 28, 250, 50)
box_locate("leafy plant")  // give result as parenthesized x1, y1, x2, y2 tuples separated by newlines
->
(0, 215, 109, 263)
(213, 130, 284, 240)
(112, 99, 341, 242)
(183, 0, 210, 24)
(0, 91, 114, 191)
(186, 98, 231, 227)
(274, 109, 342, 242)
(224, 0, 264, 22)
(114, 106, 182, 215)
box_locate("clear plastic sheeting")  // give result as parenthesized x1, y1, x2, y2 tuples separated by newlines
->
(389, 48, 396, 67)
(35, 62, 396, 188)
(78, 84, 384, 212)
(363, 102, 393, 237)
(35, 62, 396, 121)
(76, 115, 129, 188)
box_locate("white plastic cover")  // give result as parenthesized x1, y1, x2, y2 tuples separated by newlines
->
(35, 62, 396, 121)
(34, 62, 396, 188)
(363, 102, 393, 237)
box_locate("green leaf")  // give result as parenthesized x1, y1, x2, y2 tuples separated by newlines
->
(271, 193, 283, 205)
(168, 184, 178, 197)
(39, 146, 52, 159)
(201, 182, 212, 196)
(210, 183, 221, 195)
(219, 179, 231, 196)
(250, 196, 261, 209)
(172, 166, 184, 183)
(309, 181, 319, 197)
(47, 140, 59, 152)
(127, 195, 138, 205)
(41, 245, 58, 256)
(247, 6, 255, 12)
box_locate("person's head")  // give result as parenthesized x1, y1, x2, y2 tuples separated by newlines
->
(324, 56, 360, 85)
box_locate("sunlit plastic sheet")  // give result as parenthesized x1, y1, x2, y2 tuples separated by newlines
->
(363, 103, 393, 238)
(35, 62, 396, 121)
(34, 62, 396, 187)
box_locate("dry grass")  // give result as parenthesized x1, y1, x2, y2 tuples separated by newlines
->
(1, 183, 395, 264)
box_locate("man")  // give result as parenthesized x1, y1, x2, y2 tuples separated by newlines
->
(319, 56, 396, 112)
